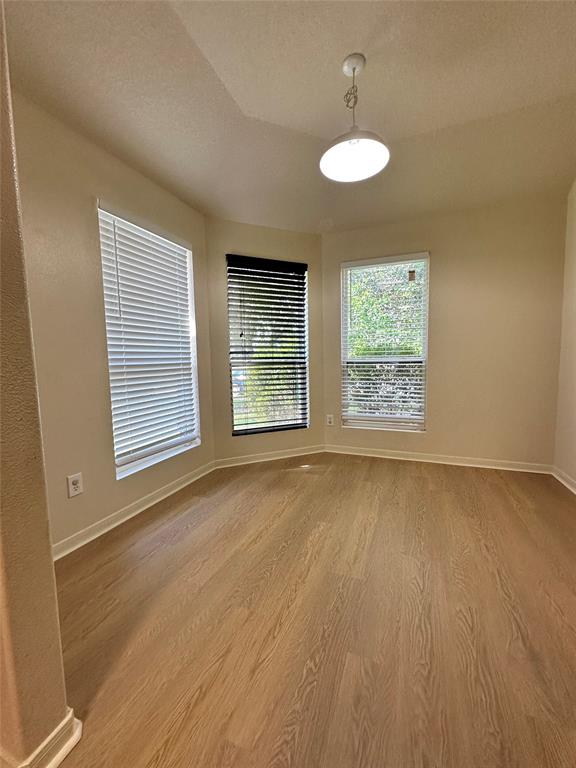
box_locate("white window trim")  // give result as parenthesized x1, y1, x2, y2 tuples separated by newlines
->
(116, 438, 201, 479)
(98, 206, 201, 479)
(341, 251, 430, 269)
(340, 252, 430, 432)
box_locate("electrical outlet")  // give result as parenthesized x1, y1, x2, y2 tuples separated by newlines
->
(326, 414, 334, 426)
(67, 473, 84, 498)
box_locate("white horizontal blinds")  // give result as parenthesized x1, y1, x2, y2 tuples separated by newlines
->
(98, 209, 199, 470)
(227, 254, 309, 435)
(342, 256, 429, 430)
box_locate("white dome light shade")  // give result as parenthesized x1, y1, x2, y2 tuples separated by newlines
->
(320, 129, 390, 183)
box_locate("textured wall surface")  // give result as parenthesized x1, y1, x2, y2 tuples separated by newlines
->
(555, 180, 576, 481)
(322, 195, 566, 465)
(206, 217, 324, 460)
(0, 13, 70, 764)
(12, 93, 215, 547)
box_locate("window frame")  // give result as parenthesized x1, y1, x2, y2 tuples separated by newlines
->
(226, 253, 310, 436)
(97, 206, 201, 479)
(340, 252, 430, 432)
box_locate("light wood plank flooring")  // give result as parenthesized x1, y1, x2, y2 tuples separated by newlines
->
(55, 453, 576, 767)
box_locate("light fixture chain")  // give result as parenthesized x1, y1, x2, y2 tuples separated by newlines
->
(344, 67, 358, 126)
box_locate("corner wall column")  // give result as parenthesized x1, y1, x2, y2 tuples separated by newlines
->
(0, 7, 81, 767)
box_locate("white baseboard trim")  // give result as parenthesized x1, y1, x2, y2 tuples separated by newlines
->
(5, 708, 82, 768)
(52, 444, 572, 560)
(51, 446, 324, 560)
(52, 461, 217, 560)
(214, 444, 325, 469)
(552, 466, 576, 495)
(324, 444, 552, 474)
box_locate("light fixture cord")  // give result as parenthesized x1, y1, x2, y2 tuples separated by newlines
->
(344, 67, 358, 127)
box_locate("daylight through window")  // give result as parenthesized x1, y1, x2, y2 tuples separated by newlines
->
(341, 254, 429, 430)
(98, 208, 200, 477)
(227, 254, 309, 435)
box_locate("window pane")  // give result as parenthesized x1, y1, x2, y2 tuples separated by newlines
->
(342, 257, 429, 430)
(348, 261, 427, 357)
(227, 255, 309, 435)
(98, 209, 200, 476)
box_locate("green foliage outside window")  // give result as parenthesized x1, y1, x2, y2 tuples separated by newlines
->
(347, 261, 426, 358)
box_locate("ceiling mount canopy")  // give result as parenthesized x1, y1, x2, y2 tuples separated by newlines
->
(320, 52, 390, 183)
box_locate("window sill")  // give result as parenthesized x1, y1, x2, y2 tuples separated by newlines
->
(342, 421, 426, 434)
(232, 423, 309, 437)
(116, 438, 201, 479)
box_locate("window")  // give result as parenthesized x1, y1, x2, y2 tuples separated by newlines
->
(98, 208, 200, 478)
(226, 254, 309, 435)
(341, 253, 429, 431)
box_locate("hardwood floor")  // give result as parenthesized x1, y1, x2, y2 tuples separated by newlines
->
(55, 453, 576, 768)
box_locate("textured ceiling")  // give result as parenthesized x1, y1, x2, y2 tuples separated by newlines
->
(174, 0, 576, 140)
(5, 1, 576, 233)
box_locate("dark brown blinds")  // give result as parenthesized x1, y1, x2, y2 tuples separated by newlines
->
(226, 254, 309, 435)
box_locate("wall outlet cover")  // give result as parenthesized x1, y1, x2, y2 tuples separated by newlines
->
(67, 473, 84, 498)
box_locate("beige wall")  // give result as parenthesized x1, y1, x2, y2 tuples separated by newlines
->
(554, 180, 576, 482)
(13, 94, 215, 548)
(206, 218, 324, 459)
(322, 196, 566, 465)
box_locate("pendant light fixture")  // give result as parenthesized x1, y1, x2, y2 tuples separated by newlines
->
(320, 53, 390, 183)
